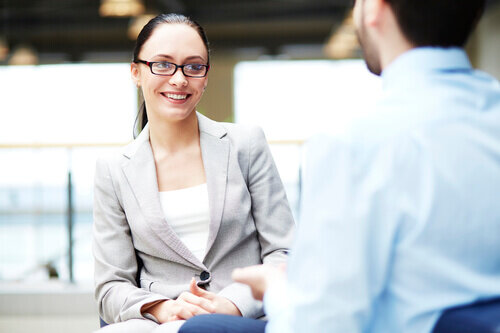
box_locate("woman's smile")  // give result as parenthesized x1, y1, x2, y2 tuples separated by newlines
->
(160, 91, 192, 104)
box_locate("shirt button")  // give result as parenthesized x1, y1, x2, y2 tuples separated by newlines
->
(200, 271, 210, 281)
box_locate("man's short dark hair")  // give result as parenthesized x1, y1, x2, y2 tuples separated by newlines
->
(385, 0, 486, 47)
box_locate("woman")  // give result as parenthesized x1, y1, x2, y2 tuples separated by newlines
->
(92, 13, 295, 333)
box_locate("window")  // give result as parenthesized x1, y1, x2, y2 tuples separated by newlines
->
(0, 63, 136, 283)
(234, 59, 381, 220)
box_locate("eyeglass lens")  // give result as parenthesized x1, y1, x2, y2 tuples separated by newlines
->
(151, 62, 207, 77)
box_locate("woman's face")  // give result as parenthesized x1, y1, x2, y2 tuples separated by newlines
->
(131, 23, 208, 123)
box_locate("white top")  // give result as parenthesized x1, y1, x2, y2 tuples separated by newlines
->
(159, 183, 210, 262)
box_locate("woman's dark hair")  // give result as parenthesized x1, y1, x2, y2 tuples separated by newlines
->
(384, 0, 485, 48)
(132, 13, 210, 138)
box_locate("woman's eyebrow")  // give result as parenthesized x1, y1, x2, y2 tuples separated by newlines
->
(184, 55, 206, 62)
(151, 54, 174, 60)
(152, 54, 207, 63)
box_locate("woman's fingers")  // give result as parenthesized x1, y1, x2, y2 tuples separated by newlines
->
(167, 314, 182, 322)
(189, 277, 199, 294)
(189, 277, 215, 300)
(171, 299, 211, 320)
(184, 278, 241, 315)
(177, 291, 216, 313)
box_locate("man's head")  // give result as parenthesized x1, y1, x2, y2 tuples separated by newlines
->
(353, 0, 486, 75)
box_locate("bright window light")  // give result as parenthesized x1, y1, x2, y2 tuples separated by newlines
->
(0, 63, 136, 144)
(234, 59, 382, 221)
(234, 59, 381, 141)
(0, 63, 137, 283)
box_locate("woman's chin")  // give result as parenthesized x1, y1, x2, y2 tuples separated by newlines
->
(158, 107, 196, 122)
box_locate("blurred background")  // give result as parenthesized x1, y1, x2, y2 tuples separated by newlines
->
(1, 0, 499, 332)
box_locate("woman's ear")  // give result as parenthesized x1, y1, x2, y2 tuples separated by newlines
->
(131, 62, 140, 87)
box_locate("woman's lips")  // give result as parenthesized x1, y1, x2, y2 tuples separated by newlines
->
(161, 92, 191, 104)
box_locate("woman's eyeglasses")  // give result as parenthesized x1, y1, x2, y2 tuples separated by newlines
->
(134, 60, 209, 78)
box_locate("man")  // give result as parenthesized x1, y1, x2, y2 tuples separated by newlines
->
(180, 0, 500, 332)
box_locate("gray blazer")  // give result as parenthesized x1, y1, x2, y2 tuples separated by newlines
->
(93, 113, 295, 324)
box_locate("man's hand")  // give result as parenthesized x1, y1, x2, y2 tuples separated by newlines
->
(189, 278, 242, 316)
(232, 264, 286, 301)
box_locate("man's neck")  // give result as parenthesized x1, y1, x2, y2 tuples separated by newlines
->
(376, 3, 414, 72)
(379, 40, 414, 73)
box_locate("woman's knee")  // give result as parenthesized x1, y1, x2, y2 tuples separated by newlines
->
(180, 314, 266, 333)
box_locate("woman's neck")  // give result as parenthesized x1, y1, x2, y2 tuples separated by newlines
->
(148, 111, 200, 156)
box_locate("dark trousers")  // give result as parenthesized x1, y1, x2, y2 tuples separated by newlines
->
(179, 314, 267, 333)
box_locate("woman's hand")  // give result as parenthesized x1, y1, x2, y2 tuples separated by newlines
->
(142, 278, 241, 323)
(142, 292, 216, 323)
(188, 278, 242, 316)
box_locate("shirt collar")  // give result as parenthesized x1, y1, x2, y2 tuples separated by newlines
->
(381, 47, 472, 88)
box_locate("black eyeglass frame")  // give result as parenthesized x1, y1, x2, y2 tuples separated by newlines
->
(134, 59, 210, 78)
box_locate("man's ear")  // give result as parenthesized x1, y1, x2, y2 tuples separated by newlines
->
(364, 0, 385, 27)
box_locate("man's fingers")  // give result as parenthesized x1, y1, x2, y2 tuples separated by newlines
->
(232, 264, 286, 301)
(232, 266, 260, 285)
(231, 266, 266, 301)
(231, 267, 248, 283)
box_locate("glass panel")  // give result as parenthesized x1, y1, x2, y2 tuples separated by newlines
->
(0, 63, 136, 283)
(0, 147, 118, 283)
(234, 59, 382, 221)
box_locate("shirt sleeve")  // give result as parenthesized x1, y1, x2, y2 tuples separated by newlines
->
(265, 134, 402, 332)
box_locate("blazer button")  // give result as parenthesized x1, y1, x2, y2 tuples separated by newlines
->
(200, 271, 210, 281)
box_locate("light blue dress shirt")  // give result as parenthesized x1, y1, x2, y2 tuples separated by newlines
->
(264, 47, 500, 333)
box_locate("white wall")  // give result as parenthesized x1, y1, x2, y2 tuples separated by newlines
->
(475, 4, 500, 79)
(0, 282, 98, 333)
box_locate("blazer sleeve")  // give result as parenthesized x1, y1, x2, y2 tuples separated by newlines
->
(92, 157, 167, 324)
(247, 126, 295, 263)
(218, 126, 296, 317)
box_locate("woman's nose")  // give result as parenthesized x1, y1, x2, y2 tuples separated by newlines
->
(168, 69, 188, 87)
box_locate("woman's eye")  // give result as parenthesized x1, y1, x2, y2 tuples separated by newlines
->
(156, 62, 172, 69)
(186, 64, 203, 71)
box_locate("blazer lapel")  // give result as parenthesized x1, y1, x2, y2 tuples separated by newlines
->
(197, 113, 229, 257)
(121, 125, 205, 269)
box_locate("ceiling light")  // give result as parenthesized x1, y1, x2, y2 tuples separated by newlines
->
(324, 11, 360, 59)
(0, 37, 9, 61)
(99, 0, 145, 17)
(8, 45, 38, 66)
(128, 14, 157, 40)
